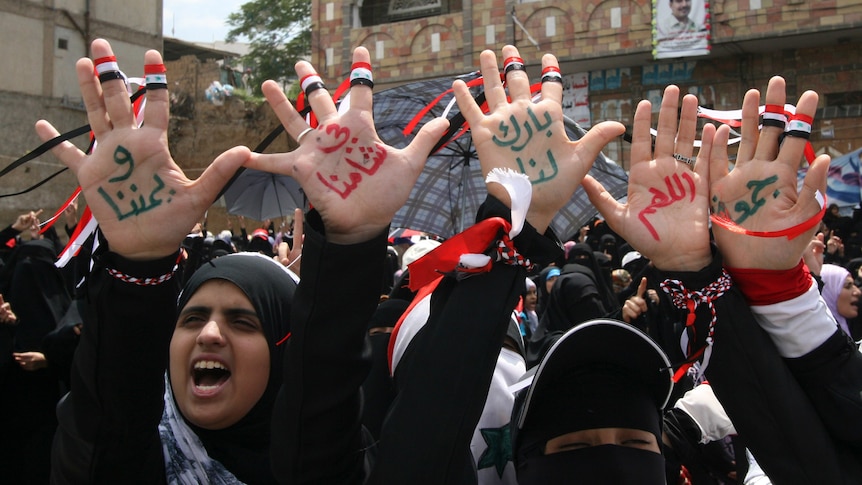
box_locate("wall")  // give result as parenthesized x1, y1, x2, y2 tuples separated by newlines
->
(311, 0, 862, 170)
(0, 56, 294, 242)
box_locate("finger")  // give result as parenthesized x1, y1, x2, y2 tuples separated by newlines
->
(630, 99, 654, 167)
(582, 174, 624, 225)
(574, 120, 626, 169)
(654, 85, 680, 157)
(501, 45, 530, 102)
(695, 122, 714, 185)
(737, 88, 761, 164)
(479, 50, 507, 112)
(194, 146, 252, 206)
(708, 124, 731, 187)
(34, 120, 87, 174)
(346, 47, 373, 113)
(401, 117, 450, 171)
(292, 208, 304, 247)
(779, 89, 819, 170)
(295, 61, 337, 123)
(277, 242, 289, 261)
(675, 94, 699, 158)
(142, 50, 170, 132)
(453, 80, 485, 129)
(538, 53, 563, 105)
(800, 153, 829, 209)
(75, 57, 110, 137)
(91, 39, 135, 130)
(262, 80, 310, 141)
(754, 76, 786, 161)
(636, 277, 648, 298)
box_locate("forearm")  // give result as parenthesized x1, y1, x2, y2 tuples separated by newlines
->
(55, 244, 177, 481)
(273, 210, 385, 484)
(370, 194, 560, 484)
(732, 261, 862, 443)
(651, 255, 861, 482)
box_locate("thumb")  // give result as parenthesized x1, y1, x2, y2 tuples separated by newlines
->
(403, 117, 450, 170)
(582, 174, 617, 219)
(577, 121, 626, 164)
(196, 146, 252, 205)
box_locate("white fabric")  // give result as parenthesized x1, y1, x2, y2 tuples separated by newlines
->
(158, 375, 242, 484)
(484, 168, 531, 238)
(621, 250, 642, 268)
(460, 253, 492, 269)
(402, 239, 442, 270)
(673, 384, 736, 444)
(750, 280, 840, 357)
(389, 292, 432, 374)
(744, 449, 773, 485)
(470, 347, 525, 485)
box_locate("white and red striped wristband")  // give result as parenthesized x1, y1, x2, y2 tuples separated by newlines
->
(107, 266, 175, 286)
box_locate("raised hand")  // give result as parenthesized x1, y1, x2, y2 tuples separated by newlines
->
(708, 76, 829, 270)
(582, 85, 712, 271)
(452, 45, 625, 234)
(11, 210, 43, 232)
(247, 47, 449, 245)
(0, 295, 16, 326)
(275, 208, 304, 277)
(34, 39, 249, 260)
(622, 277, 649, 324)
(802, 232, 826, 277)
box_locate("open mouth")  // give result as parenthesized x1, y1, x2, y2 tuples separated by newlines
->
(192, 360, 231, 391)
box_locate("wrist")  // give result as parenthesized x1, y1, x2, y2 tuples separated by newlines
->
(652, 251, 713, 273)
(725, 259, 811, 306)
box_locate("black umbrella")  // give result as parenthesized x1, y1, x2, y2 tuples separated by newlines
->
(222, 167, 307, 221)
(371, 72, 629, 240)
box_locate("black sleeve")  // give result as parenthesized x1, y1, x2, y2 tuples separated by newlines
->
(271, 209, 385, 484)
(784, 330, 862, 446)
(51, 245, 177, 484)
(649, 255, 862, 483)
(367, 195, 560, 484)
(0, 225, 19, 247)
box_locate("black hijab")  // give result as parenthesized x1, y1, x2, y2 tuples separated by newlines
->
(174, 253, 296, 484)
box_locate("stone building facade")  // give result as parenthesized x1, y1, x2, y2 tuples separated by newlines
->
(0, 0, 162, 225)
(311, 0, 862, 169)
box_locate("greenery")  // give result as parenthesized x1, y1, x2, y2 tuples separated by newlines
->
(226, 0, 311, 97)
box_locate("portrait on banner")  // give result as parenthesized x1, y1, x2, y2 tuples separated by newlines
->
(653, 0, 710, 59)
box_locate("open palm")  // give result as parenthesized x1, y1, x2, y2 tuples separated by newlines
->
(247, 47, 448, 245)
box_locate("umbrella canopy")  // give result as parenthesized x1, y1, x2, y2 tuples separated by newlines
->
(371, 72, 629, 240)
(222, 167, 307, 221)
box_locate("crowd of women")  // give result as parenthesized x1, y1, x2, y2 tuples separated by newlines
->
(0, 37, 859, 484)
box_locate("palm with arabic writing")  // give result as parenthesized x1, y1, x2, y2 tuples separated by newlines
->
(709, 76, 829, 271)
(35, 39, 249, 260)
(583, 86, 712, 272)
(248, 47, 449, 245)
(453, 46, 625, 234)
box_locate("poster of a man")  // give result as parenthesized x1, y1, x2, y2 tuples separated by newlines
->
(653, 0, 710, 59)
